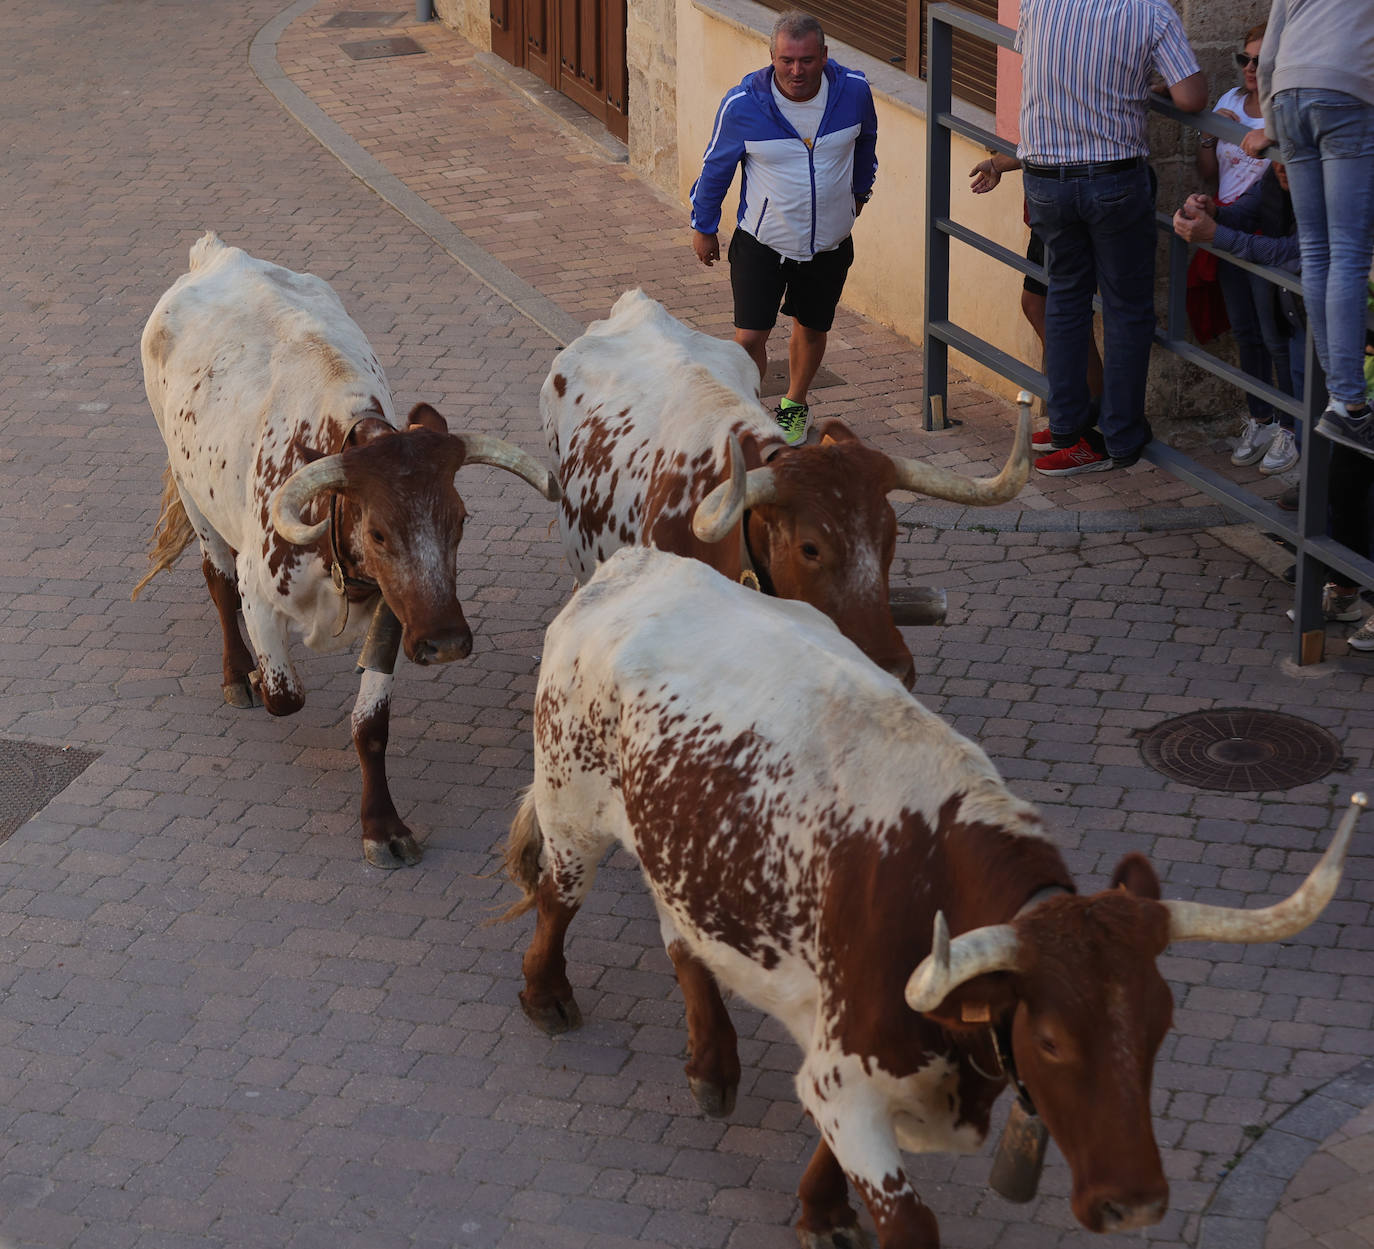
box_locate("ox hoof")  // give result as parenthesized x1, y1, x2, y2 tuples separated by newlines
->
(520, 992, 582, 1035)
(222, 678, 259, 709)
(797, 1227, 875, 1249)
(688, 1077, 737, 1119)
(363, 835, 423, 869)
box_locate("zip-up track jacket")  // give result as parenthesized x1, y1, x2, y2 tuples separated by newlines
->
(689, 61, 878, 263)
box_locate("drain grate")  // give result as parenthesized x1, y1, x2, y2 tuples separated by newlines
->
(324, 10, 405, 26)
(340, 36, 425, 59)
(1136, 708, 1348, 792)
(0, 740, 101, 843)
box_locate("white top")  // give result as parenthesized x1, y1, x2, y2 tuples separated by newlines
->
(1214, 85, 1270, 204)
(771, 75, 828, 146)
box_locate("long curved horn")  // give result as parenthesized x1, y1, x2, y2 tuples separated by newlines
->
(272, 455, 348, 546)
(905, 911, 1021, 1013)
(458, 432, 561, 501)
(692, 435, 779, 543)
(1166, 792, 1367, 944)
(890, 390, 1032, 505)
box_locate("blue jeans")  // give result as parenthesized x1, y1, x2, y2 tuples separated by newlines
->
(1271, 89, 1374, 409)
(1217, 258, 1296, 429)
(1024, 163, 1156, 459)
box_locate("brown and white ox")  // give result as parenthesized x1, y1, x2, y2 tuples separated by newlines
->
(541, 289, 1031, 689)
(503, 546, 1365, 1249)
(133, 232, 559, 868)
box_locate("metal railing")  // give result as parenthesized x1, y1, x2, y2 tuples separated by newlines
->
(922, 2, 1374, 664)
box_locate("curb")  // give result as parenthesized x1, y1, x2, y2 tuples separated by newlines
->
(248, 0, 585, 349)
(1197, 1058, 1374, 1249)
(897, 502, 1241, 535)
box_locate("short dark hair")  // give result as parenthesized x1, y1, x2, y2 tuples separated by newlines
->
(770, 11, 825, 55)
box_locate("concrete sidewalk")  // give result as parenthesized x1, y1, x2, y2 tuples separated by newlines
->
(0, 2, 1369, 1247)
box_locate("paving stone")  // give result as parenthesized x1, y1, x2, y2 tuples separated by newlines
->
(0, 4, 1370, 1249)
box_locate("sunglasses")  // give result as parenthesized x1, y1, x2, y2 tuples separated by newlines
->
(1234, 52, 1260, 68)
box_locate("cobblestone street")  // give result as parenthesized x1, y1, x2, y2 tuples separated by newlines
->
(0, 3, 1370, 1247)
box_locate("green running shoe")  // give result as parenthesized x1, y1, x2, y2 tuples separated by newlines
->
(774, 400, 810, 446)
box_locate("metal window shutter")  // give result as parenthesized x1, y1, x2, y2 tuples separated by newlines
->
(918, 0, 997, 113)
(753, 0, 996, 111)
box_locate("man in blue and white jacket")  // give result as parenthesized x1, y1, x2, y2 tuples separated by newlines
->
(690, 11, 878, 445)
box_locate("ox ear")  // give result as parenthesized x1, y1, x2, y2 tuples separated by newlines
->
(1110, 852, 1161, 900)
(407, 403, 449, 434)
(918, 975, 1019, 1032)
(816, 417, 859, 446)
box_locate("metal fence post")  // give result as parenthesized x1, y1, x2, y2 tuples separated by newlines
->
(922, 9, 954, 432)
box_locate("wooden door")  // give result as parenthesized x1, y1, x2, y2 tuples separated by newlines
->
(491, 0, 627, 141)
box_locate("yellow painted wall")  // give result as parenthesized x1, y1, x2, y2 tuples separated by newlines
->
(674, 0, 1040, 406)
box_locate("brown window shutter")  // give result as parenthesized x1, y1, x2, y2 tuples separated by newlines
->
(918, 0, 997, 112)
(753, 0, 997, 112)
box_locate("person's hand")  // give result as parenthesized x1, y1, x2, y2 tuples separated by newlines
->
(1172, 206, 1216, 244)
(969, 157, 1002, 194)
(1185, 192, 1217, 218)
(1241, 129, 1274, 159)
(854, 195, 867, 217)
(692, 230, 720, 266)
(1215, 107, 1239, 123)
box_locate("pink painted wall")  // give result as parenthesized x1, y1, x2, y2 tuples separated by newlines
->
(996, 0, 1020, 143)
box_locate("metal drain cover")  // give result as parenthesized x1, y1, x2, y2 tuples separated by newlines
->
(1, 740, 100, 843)
(324, 11, 404, 26)
(341, 36, 425, 59)
(1136, 708, 1347, 792)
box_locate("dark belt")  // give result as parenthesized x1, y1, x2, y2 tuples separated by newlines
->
(1021, 155, 1144, 180)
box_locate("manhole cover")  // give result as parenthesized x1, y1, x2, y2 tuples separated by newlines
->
(1136, 708, 1347, 792)
(340, 36, 425, 59)
(0, 740, 101, 843)
(324, 10, 404, 26)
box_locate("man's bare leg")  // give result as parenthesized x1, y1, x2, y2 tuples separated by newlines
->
(734, 327, 770, 384)
(787, 321, 827, 405)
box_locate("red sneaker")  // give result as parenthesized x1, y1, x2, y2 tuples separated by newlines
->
(1034, 437, 1111, 476)
(1032, 427, 1053, 449)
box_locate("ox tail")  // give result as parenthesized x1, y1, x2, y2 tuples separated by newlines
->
(131, 465, 195, 600)
(494, 786, 546, 923)
(188, 230, 224, 270)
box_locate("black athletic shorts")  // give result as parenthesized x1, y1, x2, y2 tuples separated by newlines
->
(1024, 229, 1047, 299)
(729, 229, 855, 333)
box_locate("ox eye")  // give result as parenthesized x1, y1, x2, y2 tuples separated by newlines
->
(801, 541, 821, 561)
(369, 529, 386, 545)
(1037, 1035, 1059, 1058)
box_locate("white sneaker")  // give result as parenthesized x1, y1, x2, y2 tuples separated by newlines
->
(1231, 417, 1277, 466)
(1348, 615, 1374, 651)
(1286, 585, 1365, 623)
(1259, 427, 1299, 475)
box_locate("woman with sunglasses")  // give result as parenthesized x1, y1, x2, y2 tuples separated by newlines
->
(1197, 26, 1270, 208)
(1196, 23, 1300, 475)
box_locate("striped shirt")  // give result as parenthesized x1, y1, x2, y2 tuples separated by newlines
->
(1016, 0, 1200, 164)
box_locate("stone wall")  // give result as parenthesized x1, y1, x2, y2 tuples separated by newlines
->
(626, 0, 679, 196)
(433, 0, 490, 51)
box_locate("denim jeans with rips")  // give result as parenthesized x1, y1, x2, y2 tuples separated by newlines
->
(1271, 89, 1374, 410)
